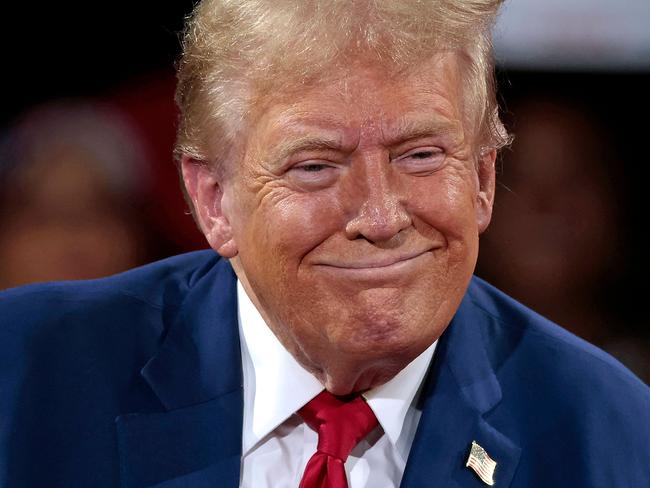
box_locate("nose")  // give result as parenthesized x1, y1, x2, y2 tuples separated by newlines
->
(344, 156, 411, 243)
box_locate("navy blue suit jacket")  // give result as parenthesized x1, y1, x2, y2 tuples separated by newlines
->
(1, 251, 648, 487)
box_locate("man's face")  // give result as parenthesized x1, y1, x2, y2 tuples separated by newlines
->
(195, 53, 495, 393)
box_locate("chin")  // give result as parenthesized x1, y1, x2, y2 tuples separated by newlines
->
(351, 304, 430, 343)
(334, 316, 430, 362)
(325, 312, 402, 349)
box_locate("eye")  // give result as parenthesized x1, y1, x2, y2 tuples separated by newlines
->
(393, 146, 446, 175)
(296, 163, 330, 172)
(411, 150, 437, 159)
(287, 161, 339, 190)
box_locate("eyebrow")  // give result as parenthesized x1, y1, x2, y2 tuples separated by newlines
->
(269, 133, 347, 164)
(384, 117, 463, 146)
(267, 116, 463, 164)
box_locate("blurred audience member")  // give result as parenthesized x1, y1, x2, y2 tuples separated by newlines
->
(0, 101, 150, 289)
(478, 98, 649, 382)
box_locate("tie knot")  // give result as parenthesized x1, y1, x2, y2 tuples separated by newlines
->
(299, 390, 378, 462)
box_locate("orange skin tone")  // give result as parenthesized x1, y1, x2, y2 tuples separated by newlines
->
(182, 53, 496, 395)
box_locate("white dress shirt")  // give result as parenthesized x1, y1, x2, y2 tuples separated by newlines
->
(237, 281, 436, 488)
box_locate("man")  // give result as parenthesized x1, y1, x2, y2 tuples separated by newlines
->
(1, 1, 648, 487)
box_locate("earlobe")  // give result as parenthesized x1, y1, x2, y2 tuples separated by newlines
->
(180, 155, 238, 258)
(476, 148, 497, 234)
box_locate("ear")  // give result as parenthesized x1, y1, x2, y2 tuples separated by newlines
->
(475, 148, 496, 234)
(180, 155, 238, 258)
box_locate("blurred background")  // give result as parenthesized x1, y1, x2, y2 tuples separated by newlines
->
(0, 0, 647, 382)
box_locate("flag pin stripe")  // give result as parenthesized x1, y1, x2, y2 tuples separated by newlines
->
(466, 440, 497, 486)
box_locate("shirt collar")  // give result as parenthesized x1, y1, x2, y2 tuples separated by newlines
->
(362, 341, 435, 445)
(237, 280, 435, 454)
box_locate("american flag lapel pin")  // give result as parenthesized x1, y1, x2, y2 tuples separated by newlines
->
(466, 440, 497, 486)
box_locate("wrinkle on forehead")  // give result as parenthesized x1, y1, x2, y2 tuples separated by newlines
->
(241, 51, 472, 172)
(250, 51, 461, 117)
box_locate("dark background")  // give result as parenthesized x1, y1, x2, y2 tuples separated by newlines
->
(3, 2, 193, 122)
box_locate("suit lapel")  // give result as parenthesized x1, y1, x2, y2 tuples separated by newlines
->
(116, 258, 244, 488)
(401, 284, 521, 488)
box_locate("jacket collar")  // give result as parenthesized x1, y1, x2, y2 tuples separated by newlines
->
(141, 257, 242, 410)
(116, 257, 244, 488)
(401, 279, 522, 487)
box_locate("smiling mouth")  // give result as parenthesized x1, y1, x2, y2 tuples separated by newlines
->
(315, 249, 433, 271)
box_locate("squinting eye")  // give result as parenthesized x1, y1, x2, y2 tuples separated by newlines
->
(394, 146, 446, 174)
(298, 163, 329, 172)
(287, 161, 339, 190)
(411, 151, 436, 159)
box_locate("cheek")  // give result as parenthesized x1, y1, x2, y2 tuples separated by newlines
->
(241, 189, 345, 271)
(407, 172, 479, 240)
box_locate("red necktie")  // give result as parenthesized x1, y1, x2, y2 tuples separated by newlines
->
(298, 390, 379, 488)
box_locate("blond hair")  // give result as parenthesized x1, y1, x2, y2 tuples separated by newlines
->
(175, 0, 509, 168)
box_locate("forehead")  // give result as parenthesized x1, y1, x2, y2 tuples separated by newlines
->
(248, 53, 466, 150)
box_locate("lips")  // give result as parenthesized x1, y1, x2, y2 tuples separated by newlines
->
(314, 249, 433, 269)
